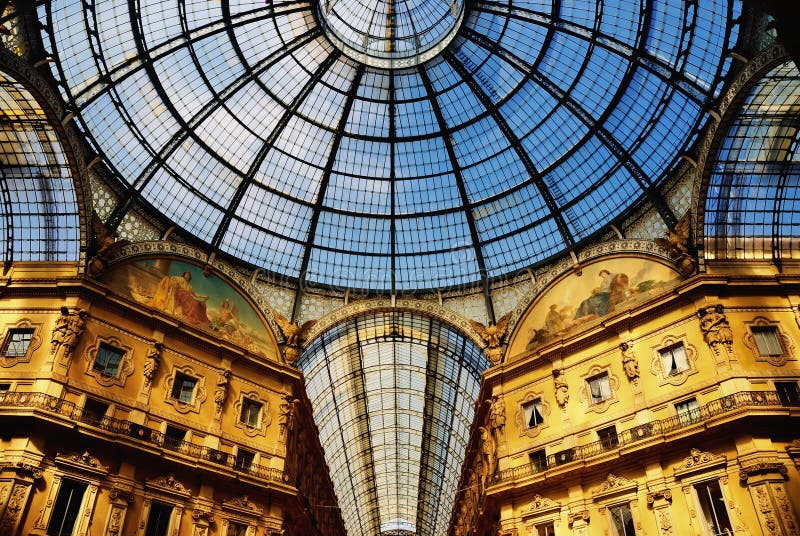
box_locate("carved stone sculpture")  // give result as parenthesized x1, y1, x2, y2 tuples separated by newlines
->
(620, 342, 640, 381)
(553, 369, 569, 408)
(470, 313, 511, 366)
(697, 304, 733, 355)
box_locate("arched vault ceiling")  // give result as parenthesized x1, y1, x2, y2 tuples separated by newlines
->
(38, 0, 739, 293)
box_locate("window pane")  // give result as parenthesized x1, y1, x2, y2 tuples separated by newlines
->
(144, 502, 173, 536)
(47, 478, 87, 536)
(94, 343, 124, 376)
(695, 481, 733, 536)
(609, 504, 636, 536)
(171, 373, 196, 402)
(241, 400, 261, 426)
(753, 327, 783, 356)
(524, 399, 543, 427)
(2, 328, 34, 357)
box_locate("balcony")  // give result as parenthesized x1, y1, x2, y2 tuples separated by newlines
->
(493, 390, 797, 484)
(0, 391, 286, 483)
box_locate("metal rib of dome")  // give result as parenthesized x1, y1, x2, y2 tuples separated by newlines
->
(297, 311, 488, 536)
(39, 0, 740, 293)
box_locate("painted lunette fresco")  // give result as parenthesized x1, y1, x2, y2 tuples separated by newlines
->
(101, 259, 275, 359)
(508, 257, 682, 357)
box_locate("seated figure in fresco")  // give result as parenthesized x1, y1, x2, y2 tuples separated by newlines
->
(573, 270, 630, 321)
(149, 271, 210, 325)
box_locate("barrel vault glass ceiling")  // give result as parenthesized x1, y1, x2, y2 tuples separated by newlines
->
(38, 0, 740, 293)
(298, 311, 488, 536)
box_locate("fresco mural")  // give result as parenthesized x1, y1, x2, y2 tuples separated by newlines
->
(508, 257, 682, 357)
(101, 259, 276, 359)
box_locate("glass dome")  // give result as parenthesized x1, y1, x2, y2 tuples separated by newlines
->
(39, 0, 740, 292)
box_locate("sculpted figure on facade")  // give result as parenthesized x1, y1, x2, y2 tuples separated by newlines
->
(51, 307, 88, 361)
(697, 304, 733, 354)
(470, 313, 511, 366)
(486, 394, 506, 441)
(273, 311, 316, 365)
(143, 341, 162, 386)
(553, 369, 569, 408)
(620, 341, 640, 381)
(278, 393, 298, 437)
(478, 426, 497, 489)
(214, 369, 230, 417)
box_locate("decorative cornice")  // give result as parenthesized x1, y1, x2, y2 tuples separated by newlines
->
(144, 474, 191, 498)
(568, 510, 590, 527)
(0, 461, 44, 481)
(192, 509, 215, 524)
(646, 489, 672, 505)
(221, 495, 264, 517)
(739, 461, 788, 483)
(520, 494, 561, 517)
(302, 298, 486, 350)
(54, 451, 108, 476)
(109, 488, 135, 504)
(592, 473, 638, 501)
(673, 448, 726, 479)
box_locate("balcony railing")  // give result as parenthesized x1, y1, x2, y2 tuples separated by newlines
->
(0, 391, 286, 483)
(494, 390, 795, 485)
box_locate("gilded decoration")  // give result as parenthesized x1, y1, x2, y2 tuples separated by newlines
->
(743, 316, 795, 366)
(649, 335, 698, 387)
(0, 318, 42, 368)
(508, 255, 681, 357)
(653, 212, 696, 277)
(84, 336, 135, 388)
(272, 311, 317, 366)
(100, 256, 278, 361)
(470, 312, 511, 366)
(515, 391, 550, 438)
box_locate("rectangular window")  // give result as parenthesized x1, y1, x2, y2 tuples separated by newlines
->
(2, 328, 34, 357)
(80, 398, 109, 425)
(522, 398, 544, 427)
(240, 399, 262, 427)
(234, 449, 255, 472)
(598, 425, 619, 449)
(587, 373, 611, 404)
(144, 502, 173, 536)
(170, 373, 197, 403)
(529, 449, 547, 473)
(46, 478, 87, 536)
(536, 522, 555, 536)
(228, 521, 248, 536)
(164, 425, 187, 451)
(752, 326, 784, 356)
(609, 503, 636, 536)
(0, 383, 10, 399)
(660, 343, 690, 376)
(776, 381, 800, 406)
(675, 398, 701, 426)
(92, 343, 124, 377)
(695, 481, 733, 536)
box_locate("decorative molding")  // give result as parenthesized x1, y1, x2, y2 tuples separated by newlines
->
(673, 448, 726, 479)
(739, 461, 788, 483)
(649, 335, 698, 387)
(233, 391, 271, 437)
(520, 494, 561, 517)
(567, 510, 590, 527)
(742, 316, 795, 367)
(54, 450, 109, 476)
(163, 364, 207, 414)
(221, 495, 264, 517)
(109, 488, 135, 504)
(592, 473, 638, 501)
(579, 364, 619, 414)
(0, 318, 42, 368)
(84, 336, 135, 388)
(144, 474, 191, 498)
(515, 391, 550, 438)
(646, 489, 673, 505)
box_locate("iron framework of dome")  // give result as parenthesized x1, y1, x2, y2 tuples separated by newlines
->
(37, 0, 740, 294)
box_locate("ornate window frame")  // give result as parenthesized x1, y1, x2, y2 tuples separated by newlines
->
(164, 365, 206, 414)
(673, 449, 738, 536)
(591, 473, 641, 536)
(743, 317, 795, 366)
(234, 391, 271, 437)
(85, 336, 134, 387)
(221, 495, 264, 536)
(520, 494, 562, 535)
(515, 391, 551, 438)
(0, 319, 42, 368)
(138, 474, 191, 536)
(579, 365, 619, 414)
(35, 451, 108, 535)
(650, 335, 698, 386)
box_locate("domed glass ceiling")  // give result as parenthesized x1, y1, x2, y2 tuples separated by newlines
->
(39, 0, 740, 292)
